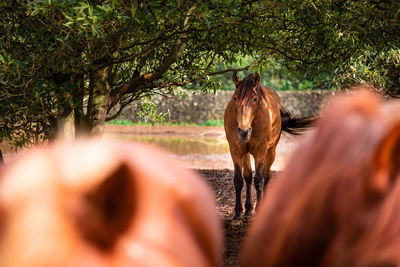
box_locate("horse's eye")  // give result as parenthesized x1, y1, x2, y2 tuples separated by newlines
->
(233, 96, 237, 101)
(253, 97, 257, 102)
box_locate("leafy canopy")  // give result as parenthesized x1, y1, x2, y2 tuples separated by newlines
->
(1, 0, 400, 148)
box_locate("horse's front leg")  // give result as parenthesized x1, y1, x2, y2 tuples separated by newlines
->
(233, 163, 244, 219)
(254, 151, 270, 210)
(263, 169, 271, 191)
(242, 153, 253, 216)
(263, 145, 277, 191)
(254, 163, 265, 210)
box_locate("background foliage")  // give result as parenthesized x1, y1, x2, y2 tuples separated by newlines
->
(186, 56, 328, 91)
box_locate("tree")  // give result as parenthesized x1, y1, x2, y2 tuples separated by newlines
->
(191, 1, 400, 93)
(261, 1, 400, 95)
(1, 0, 400, 148)
(1, 0, 275, 148)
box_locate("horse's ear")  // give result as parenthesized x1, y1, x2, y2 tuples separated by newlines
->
(371, 123, 400, 194)
(253, 72, 260, 86)
(232, 71, 240, 87)
(76, 163, 136, 250)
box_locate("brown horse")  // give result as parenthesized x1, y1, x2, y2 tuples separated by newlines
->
(242, 89, 400, 267)
(0, 140, 222, 267)
(224, 72, 313, 219)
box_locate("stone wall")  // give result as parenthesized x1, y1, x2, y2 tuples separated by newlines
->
(122, 90, 339, 124)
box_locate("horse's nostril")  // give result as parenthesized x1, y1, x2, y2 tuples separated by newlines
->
(238, 128, 251, 138)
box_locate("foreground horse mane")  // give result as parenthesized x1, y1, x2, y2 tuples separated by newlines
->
(242, 89, 400, 267)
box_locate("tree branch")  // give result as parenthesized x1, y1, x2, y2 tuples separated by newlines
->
(144, 58, 265, 89)
(105, 94, 136, 121)
(108, 5, 196, 108)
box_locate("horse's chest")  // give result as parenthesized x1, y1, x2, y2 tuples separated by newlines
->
(247, 141, 266, 155)
(246, 131, 277, 154)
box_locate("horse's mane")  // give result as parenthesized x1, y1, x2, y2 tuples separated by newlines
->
(242, 89, 400, 266)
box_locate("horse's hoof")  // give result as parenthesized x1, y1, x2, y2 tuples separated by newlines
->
(231, 218, 243, 228)
(232, 213, 242, 220)
(243, 214, 254, 222)
(244, 210, 254, 217)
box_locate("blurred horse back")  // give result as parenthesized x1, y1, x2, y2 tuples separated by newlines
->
(0, 140, 222, 267)
(242, 88, 400, 267)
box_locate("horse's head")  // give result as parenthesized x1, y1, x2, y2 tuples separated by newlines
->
(232, 72, 261, 143)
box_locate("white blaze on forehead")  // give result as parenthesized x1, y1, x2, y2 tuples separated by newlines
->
(238, 105, 253, 130)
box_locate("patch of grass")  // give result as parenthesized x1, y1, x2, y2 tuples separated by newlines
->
(106, 118, 224, 127)
(164, 121, 200, 127)
(203, 119, 224, 126)
(105, 119, 135, 126)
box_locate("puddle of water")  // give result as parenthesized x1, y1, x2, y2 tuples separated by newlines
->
(115, 135, 229, 156)
(2, 130, 300, 171)
(102, 131, 234, 169)
(1, 134, 231, 168)
(104, 133, 297, 170)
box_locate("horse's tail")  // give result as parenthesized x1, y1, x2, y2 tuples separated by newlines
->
(280, 107, 315, 135)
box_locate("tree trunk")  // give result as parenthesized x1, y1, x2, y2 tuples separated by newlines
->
(74, 105, 89, 137)
(73, 74, 89, 137)
(51, 74, 76, 141)
(57, 107, 75, 141)
(0, 149, 4, 165)
(87, 66, 111, 136)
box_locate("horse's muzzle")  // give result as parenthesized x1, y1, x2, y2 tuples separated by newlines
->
(238, 127, 252, 143)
